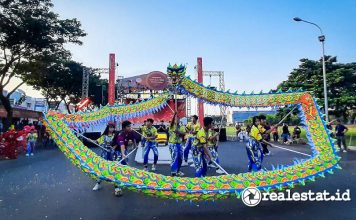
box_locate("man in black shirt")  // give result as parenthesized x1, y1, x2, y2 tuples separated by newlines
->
(157, 120, 168, 145)
(258, 115, 273, 155)
(335, 119, 348, 152)
(157, 120, 167, 132)
(281, 124, 290, 144)
(293, 126, 301, 139)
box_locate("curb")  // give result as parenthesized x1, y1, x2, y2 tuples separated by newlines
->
(348, 146, 356, 151)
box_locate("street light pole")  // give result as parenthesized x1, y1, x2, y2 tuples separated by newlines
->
(293, 17, 329, 123)
(320, 36, 328, 123)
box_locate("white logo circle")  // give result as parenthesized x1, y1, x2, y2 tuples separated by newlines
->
(241, 187, 262, 207)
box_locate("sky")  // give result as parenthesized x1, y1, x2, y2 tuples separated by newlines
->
(7, 0, 356, 105)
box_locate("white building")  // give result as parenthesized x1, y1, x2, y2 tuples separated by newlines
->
(2, 89, 47, 112)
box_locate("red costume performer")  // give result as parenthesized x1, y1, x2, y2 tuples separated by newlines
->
(16, 130, 28, 153)
(2, 129, 18, 159)
(0, 137, 8, 158)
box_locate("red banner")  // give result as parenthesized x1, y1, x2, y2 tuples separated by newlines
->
(128, 99, 186, 124)
(108, 53, 116, 105)
(75, 97, 92, 111)
(144, 71, 169, 90)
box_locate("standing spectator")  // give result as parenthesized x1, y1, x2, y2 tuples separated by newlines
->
(157, 120, 168, 145)
(15, 120, 20, 130)
(157, 120, 166, 132)
(271, 125, 279, 142)
(258, 115, 274, 155)
(246, 124, 252, 135)
(293, 126, 302, 140)
(264, 122, 272, 141)
(238, 125, 248, 142)
(327, 119, 337, 138)
(43, 130, 50, 147)
(281, 123, 290, 144)
(26, 128, 38, 156)
(19, 120, 24, 130)
(335, 119, 349, 152)
(235, 123, 242, 139)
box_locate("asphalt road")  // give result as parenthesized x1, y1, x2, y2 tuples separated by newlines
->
(1, 141, 355, 220)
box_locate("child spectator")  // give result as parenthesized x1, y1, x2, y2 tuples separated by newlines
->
(26, 128, 38, 156)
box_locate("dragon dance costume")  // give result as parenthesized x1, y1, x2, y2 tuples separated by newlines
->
(246, 125, 264, 172)
(208, 129, 223, 172)
(168, 124, 186, 175)
(1, 130, 18, 159)
(184, 121, 200, 163)
(93, 130, 134, 195)
(114, 130, 136, 165)
(94, 134, 115, 188)
(192, 128, 211, 177)
(142, 126, 158, 166)
(97, 134, 115, 161)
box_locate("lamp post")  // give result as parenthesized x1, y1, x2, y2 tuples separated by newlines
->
(293, 17, 329, 123)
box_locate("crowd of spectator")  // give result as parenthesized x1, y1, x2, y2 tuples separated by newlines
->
(235, 122, 304, 145)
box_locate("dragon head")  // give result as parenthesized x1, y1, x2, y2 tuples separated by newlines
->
(167, 63, 186, 86)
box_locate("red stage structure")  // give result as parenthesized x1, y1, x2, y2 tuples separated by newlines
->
(197, 57, 204, 125)
(117, 70, 187, 123)
(125, 99, 186, 124)
(108, 53, 116, 105)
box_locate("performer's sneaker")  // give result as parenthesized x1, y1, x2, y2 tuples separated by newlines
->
(190, 163, 195, 167)
(264, 152, 271, 156)
(216, 169, 225, 174)
(92, 183, 102, 191)
(343, 150, 347, 153)
(177, 171, 185, 177)
(151, 164, 156, 171)
(30, 153, 34, 156)
(25, 154, 29, 157)
(114, 188, 123, 196)
(208, 163, 216, 168)
(181, 161, 189, 166)
(144, 166, 149, 171)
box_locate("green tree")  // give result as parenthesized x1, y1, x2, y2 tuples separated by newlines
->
(65, 67, 109, 112)
(266, 114, 278, 125)
(278, 57, 356, 120)
(23, 49, 71, 110)
(275, 107, 300, 125)
(26, 58, 109, 113)
(0, 0, 85, 128)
